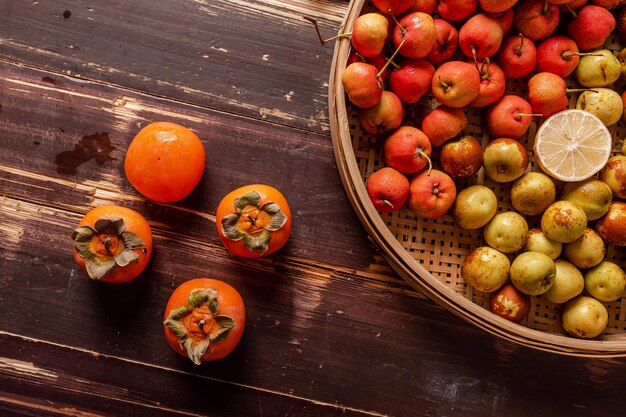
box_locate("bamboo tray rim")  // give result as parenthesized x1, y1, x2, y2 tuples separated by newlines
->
(328, 0, 626, 358)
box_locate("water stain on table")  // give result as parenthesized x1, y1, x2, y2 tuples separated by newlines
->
(55, 132, 116, 175)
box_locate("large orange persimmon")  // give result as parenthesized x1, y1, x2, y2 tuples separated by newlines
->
(124, 121, 205, 202)
(163, 278, 246, 364)
(72, 205, 152, 283)
(216, 184, 292, 258)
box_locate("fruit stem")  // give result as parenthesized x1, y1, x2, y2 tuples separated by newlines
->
(518, 113, 543, 117)
(323, 32, 352, 44)
(377, 38, 406, 78)
(383, 199, 394, 208)
(417, 149, 433, 176)
(542, 0, 549, 15)
(572, 52, 604, 57)
(515, 33, 524, 56)
(477, 57, 491, 81)
(566, 88, 598, 94)
(302, 15, 351, 45)
(389, 10, 406, 35)
(437, 75, 450, 91)
(471, 46, 479, 68)
(388, 58, 401, 70)
(566, 4, 577, 19)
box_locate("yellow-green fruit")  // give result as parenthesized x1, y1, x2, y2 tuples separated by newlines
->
(563, 228, 606, 269)
(453, 185, 498, 229)
(576, 50, 621, 87)
(523, 228, 562, 260)
(461, 246, 510, 293)
(510, 172, 556, 216)
(562, 296, 608, 339)
(544, 259, 584, 304)
(585, 261, 626, 302)
(541, 201, 587, 243)
(484, 211, 529, 254)
(576, 88, 623, 126)
(599, 155, 626, 199)
(560, 178, 612, 221)
(510, 251, 556, 296)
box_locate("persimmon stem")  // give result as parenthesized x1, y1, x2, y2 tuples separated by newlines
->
(104, 236, 112, 251)
(247, 215, 256, 226)
(198, 319, 205, 330)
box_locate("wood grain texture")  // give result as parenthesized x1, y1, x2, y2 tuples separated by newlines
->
(3, 1, 626, 416)
(0, 0, 347, 133)
(0, 60, 374, 270)
(0, 334, 375, 417)
(2, 194, 626, 416)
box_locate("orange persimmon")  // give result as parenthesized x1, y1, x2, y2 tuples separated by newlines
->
(72, 205, 152, 283)
(124, 121, 206, 202)
(163, 278, 246, 364)
(216, 184, 292, 258)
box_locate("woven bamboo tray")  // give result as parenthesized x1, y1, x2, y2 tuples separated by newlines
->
(329, 0, 626, 357)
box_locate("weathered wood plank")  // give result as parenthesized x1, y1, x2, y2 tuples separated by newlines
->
(0, 0, 347, 133)
(0, 334, 375, 417)
(2, 196, 626, 416)
(0, 60, 375, 270)
(5, 4, 626, 416)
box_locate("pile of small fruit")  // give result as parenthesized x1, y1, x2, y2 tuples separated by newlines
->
(338, 0, 626, 339)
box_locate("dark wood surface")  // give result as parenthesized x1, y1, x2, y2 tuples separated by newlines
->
(1, 1, 626, 416)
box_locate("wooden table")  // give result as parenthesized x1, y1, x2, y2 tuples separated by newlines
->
(1, 1, 625, 416)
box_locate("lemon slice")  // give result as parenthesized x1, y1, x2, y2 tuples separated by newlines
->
(534, 109, 613, 182)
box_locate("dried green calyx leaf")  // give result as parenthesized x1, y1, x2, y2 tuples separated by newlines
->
(72, 216, 147, 281)
(95, 218, 125, 235)
(163, 288, 236, 365)
(121, 231, 148, 252)
(188, 288, 219, 312)
(234, 191, 262, 212)
(211, 315, 235, 343)
(221, 213, 245, 241)
(262, 202, 288, 231)
(243, 230, 271, 254)
(165, 306, 191, 338)
(85, 253, 117, 280)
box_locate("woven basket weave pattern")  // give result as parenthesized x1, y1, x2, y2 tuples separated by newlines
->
(331, 0, 626, 355)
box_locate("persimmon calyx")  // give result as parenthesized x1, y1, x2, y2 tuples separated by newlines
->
(164, 288, 235, 365)
(72, 217, 147, 280)
(221, 191, 288, 254)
